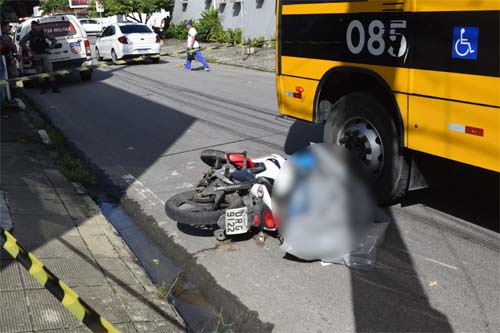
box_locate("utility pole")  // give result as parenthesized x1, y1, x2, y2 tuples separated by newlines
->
(240, 0, 244, 60)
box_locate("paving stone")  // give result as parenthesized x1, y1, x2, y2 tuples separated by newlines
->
(59, 196, 93, 224)
(8, 198, 68, 216)
(0, 290, 32, 333)
(82, 234, 119, 258)
(33, 258, 106, 288)
(114, 322, 138, 333)
(25, 288, 80, 331)
(0, 172, 52, 188)
(155, 319, 187, 333)
(76, 215, 106, 236)
(12, 234, 92, 260)
(110, 238, 136, 261)
(18, 266, 43, 290)
(0, 186, 60, 201)
(0, 261, 23, 292)
(96, 258, 140, 286)
(74, 285, 130, 324)
(42, 169, 74, 190)
(11, 214, 79, 240)
(122, 260, 156, 292)
(112, 284, 182, 325)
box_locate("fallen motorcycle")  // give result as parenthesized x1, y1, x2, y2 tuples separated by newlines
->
(165, 149, 285, 240)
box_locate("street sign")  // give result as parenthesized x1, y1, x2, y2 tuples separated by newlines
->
(96, 1, 104, 13)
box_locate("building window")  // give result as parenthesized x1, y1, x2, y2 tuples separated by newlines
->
(232, 2, 241, 16)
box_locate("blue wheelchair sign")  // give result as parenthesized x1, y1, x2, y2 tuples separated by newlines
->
(452, 26, 479, 60)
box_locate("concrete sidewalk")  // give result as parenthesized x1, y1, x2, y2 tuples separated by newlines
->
(0, 105, 186, 332)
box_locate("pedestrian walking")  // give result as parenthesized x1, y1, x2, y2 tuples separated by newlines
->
(20, 21, 60, 94)
(184, 20, 210, 72)
(1, 22, 20, 96)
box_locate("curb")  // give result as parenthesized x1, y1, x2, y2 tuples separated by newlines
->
(161, 48, 275, 73)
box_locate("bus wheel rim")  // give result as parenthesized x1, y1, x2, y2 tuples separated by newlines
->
(338, 118, 384, 177)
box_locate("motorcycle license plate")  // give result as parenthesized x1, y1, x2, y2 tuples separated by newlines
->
(225, 207, 248, 235)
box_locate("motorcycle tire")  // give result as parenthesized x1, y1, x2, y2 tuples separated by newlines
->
(200, 149, 226, 168)
(165, 190, 243, 225)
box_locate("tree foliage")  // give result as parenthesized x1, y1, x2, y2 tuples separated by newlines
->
(196, 8, 224, 43)
(92, 0, 174, 23)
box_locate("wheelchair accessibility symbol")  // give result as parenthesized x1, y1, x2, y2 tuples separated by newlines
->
(452, 27, 479, 60)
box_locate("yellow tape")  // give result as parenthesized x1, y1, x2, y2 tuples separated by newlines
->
(28, 253, 49, 286)
(0, 39, 276, 85)
(101, 318, 120, 333)
(56, 70, 71, 76)
(60, 280, 86, 321)
(3, 231, 20, 258)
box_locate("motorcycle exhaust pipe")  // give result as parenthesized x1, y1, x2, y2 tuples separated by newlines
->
(215, 182, 254, 192)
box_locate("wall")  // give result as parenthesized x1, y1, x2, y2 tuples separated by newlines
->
(172, 0, 275, 40)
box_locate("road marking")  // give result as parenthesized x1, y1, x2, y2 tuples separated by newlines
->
(422, 257, 458, 270)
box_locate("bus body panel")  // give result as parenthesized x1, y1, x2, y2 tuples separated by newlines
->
(277, 0, 500, 172)
(408, 97, 499, 171)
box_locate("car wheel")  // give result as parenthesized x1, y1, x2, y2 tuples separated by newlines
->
(152, 57, 160, 64)
(323, 92, 409, 203)
(80, 71, 92, 82)
(111, 49, 119, 64)
(95, 47, 103, 61)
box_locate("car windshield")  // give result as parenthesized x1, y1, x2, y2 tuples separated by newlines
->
(119, 25, 152, 34)
(40, 21, 77, 37)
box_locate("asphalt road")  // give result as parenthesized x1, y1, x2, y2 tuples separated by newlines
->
(23, 55, 500, 332)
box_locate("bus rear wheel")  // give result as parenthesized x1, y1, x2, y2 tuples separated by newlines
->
(323, 92, 408, 203)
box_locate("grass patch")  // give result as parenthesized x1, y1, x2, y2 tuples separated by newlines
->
(46, 127, 65, 150)
(56, 154, 96, 186)
(204, 56, 217, 63)
(213, 309, 235, 333)
(157, 273, 182, 301)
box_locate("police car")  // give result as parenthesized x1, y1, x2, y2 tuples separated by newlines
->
(15, 14, 93, 81)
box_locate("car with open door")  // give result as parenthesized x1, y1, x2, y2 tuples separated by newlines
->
(15, 14, 93, 81)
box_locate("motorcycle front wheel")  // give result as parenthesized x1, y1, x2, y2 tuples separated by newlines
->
(165, 190, 243, 225)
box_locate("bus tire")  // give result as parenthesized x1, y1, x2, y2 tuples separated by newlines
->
(323, 92, 408, 203)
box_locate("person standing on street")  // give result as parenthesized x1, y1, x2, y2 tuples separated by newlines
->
(184, 20, 210, 72)
(20, 21, 60, 94)
(1, 22, 20, 97)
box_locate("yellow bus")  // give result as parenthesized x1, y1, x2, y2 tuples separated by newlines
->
(276, 0, 500, 202)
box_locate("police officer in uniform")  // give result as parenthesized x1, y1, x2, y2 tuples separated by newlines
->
(20, 21, 60, 94)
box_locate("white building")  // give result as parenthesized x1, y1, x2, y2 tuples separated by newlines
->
(172, 0, 275, 40)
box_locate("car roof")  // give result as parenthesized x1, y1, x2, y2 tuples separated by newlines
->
(118, 22, 147, 26)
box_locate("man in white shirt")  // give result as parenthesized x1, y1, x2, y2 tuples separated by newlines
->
(184, 20, 210, 71)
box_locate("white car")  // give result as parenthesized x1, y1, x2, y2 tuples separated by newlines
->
(79, 18, 103, 35)
(95, 23, 161, 64)
(15, 15, 93, 81)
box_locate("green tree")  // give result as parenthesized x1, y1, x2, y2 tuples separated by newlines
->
(92, 0, 174, 23)
(196, 8, 224, 43)
(40, 0, 70, 14)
